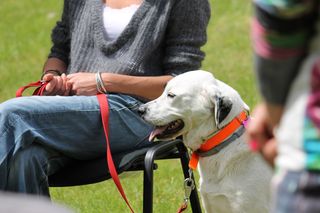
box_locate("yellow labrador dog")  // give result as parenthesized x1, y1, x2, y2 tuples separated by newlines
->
(139, 70, 272, 213)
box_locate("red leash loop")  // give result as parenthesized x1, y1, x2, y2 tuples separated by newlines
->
(97, 94, 135, 213)
(16, 80, 48, 97)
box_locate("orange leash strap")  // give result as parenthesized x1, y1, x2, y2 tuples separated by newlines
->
(188, 152, 199, 170)
(97, 94, 135, 213)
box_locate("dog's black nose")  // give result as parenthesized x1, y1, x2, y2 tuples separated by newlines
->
(138, 105, 147, 116)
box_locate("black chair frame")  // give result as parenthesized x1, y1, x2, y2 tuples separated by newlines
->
(49, 139, 202, 213)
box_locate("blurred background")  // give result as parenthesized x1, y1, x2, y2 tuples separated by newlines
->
(0, 0, 257, 212)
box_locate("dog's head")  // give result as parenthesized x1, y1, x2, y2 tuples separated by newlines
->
(139, 70, 249, 150)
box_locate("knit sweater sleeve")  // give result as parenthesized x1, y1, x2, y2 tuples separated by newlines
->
(252, 0, 318, 104)
(48, 0, 70, 66)
(163, 0, 210, 76)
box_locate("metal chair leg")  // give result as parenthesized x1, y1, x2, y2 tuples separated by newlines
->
(143, 167, 153, 213)
(143, 140, 183, 213)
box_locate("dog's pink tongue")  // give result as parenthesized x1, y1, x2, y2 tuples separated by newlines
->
(149, 126, 167, 141)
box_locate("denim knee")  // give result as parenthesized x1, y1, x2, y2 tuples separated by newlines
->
(6, 144, 60, 196)
(0, 98, 24, 129)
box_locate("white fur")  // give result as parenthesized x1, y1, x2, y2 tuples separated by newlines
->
(141, 70, 272, 213)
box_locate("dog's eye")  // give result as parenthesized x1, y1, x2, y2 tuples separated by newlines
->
(167, 92, 176, 98)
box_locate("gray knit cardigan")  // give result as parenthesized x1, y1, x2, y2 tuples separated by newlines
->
(49, 0, 211, 76)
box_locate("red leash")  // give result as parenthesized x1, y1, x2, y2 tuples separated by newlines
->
(16, 82, 135, 212)
(97, 94, 135, 213)
(16, 80, 48, 97)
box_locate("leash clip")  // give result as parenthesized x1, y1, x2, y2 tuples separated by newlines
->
(176, 169, 195, 213)
(183, 174, 195, 203)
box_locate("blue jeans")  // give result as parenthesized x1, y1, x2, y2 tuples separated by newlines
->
(0, 94, 153, 195)
(271, 170, 320, 213)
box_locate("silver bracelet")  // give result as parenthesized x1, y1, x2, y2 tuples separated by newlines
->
(95, 72, 107, 94)
(95, 72, 104, 94)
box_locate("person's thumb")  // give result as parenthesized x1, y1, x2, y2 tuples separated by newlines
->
(42, 73, 54, 82)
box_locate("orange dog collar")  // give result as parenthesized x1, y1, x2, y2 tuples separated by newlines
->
(189, 111, 248, 170)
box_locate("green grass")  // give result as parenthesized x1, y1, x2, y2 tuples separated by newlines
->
(0, 1, 257, 212)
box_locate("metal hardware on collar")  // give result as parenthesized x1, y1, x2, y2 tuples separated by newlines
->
(183, 177, 195, 203)
(188, 168, 193, 180)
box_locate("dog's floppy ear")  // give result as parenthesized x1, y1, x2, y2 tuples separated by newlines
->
(204, 84, 233, 128)
(214, 96, 233, 127)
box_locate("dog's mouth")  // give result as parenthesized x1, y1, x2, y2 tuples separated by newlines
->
(149, 119, 184, 141)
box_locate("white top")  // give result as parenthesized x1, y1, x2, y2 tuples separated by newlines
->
(103, 5, 140, 41)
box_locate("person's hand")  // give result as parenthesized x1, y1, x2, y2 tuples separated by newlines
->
(42, 73, 71, 96)
(246, 103, 277, 167)
(66, 72, 98, 96)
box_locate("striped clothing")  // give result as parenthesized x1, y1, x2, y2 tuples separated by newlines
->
(252, 0, 318, 104)
(252, 0, 320, 171)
